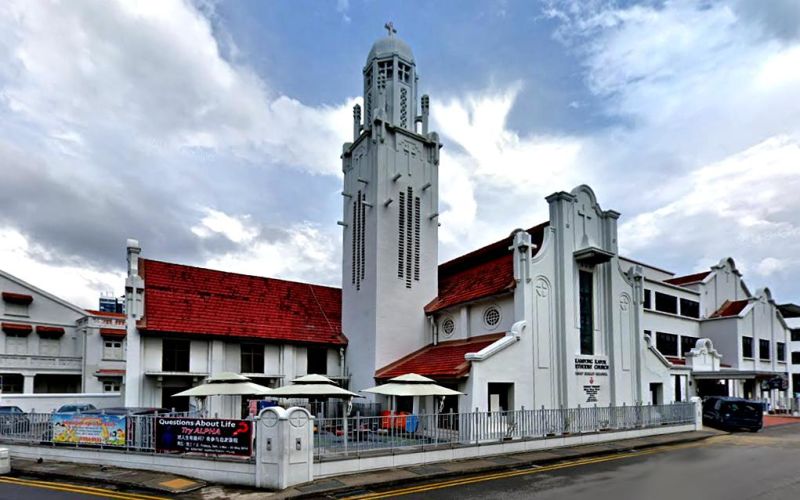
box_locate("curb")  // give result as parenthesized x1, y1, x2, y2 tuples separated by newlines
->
(9, 463, 206, 495)
(282, 432, 721, 499)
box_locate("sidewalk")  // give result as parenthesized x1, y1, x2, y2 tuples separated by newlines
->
(10, 457, 207, 495)
(275, 428, 725, 499)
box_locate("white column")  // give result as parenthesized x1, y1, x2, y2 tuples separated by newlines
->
(123, 239, 144, 407)
(23, 374, 35, 394)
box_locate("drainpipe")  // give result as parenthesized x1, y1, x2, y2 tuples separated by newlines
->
(339, 347, 346, 386)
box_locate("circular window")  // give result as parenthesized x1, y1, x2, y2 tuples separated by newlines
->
(483, 306, 501, 328)
(441, 317, 455, 338)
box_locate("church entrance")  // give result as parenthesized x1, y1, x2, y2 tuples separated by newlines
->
(488, 382, 514, 413)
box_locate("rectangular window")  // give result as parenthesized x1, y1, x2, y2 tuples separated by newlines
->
(742, 336, 753, 358)
(103, 339, 123, 360)
(578, 270, 594, 355)
(241, 344, 264, 374)
(792, 352, 800, 365)
(656, 332, 679, 357)
(759, 339, 770, 361)
(654, 292, 678, 314)
(307, 347, 328, 375)
(103, 380, 121, 393)
(777, 342, 786, 362)
(680, 299, 700, 318)
(5, 333, 28, 355)
(643, 289, 651, 309)
(680, 336, 699, 357)
(39, 338, 59, 356)
(792, 330, 800, 342)
(0, 374, 23, 394)
(162, 338, 190, 372)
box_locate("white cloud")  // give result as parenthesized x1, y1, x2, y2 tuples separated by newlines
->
(432, 86, 587, 256)
(191, 208, 258, 244)
(0, 0, 353, 176)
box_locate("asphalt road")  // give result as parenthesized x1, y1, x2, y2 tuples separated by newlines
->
(348, 423, 800, 500)
(0, 476, 169, 500)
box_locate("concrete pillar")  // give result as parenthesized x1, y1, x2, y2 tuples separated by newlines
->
(255, 406, 314, 490)
(23, 375, 34, 394)
(124, 239, 144, 407)
(690, 396, 703, 431)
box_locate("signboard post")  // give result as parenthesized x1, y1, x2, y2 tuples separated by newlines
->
(156, 417, 253, 456)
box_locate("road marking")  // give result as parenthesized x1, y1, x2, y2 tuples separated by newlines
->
(344, 441, 705, 499)
(0, 476, 169, 500)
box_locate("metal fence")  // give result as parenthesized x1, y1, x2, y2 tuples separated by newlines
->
(313, 402, 696, 460)
(0, 410, 199, 453)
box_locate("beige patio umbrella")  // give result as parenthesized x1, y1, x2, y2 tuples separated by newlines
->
(172, 372, 273, 397)
(362, 373, 463, 413)
(267, 374, 359, 398)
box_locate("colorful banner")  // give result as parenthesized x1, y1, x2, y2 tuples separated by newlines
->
(155, 417, 252, 456)
(51, 414, 126, 446)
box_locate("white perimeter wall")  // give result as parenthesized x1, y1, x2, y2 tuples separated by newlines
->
(0, 393, 122, 413)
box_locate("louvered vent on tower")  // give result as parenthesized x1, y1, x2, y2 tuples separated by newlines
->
(398, 190, 405, 278)
(400, 87, 408, 128)
(352, 190, 366, 291)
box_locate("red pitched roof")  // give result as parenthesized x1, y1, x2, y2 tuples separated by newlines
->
(138, 259, 346, 346)
(666, 356, 686, 365)
(86, 310, 125, 318)
(376, 334, 505, 379)
(2, 292, 33, 304)
(425, 223, 548, 313)
(664, 271, 710, 286)
(710, 299, 749, 318)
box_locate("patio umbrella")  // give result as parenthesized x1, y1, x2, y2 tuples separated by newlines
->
(172, 372, 273, 397)
(362, 373, 462, 413)
(266, 374, 359, 398)
(362, 373, 463, 397)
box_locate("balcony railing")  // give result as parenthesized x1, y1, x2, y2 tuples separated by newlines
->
(0, 354, 82, 371)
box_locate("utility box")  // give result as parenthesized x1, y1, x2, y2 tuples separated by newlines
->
(255, 406, 314, 490)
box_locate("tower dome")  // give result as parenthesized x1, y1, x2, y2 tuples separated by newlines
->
(366, 35, 415, 65)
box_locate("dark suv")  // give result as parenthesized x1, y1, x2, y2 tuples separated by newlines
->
(702, 396, 763, 432)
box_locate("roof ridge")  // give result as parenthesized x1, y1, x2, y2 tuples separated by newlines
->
(141, 258, 341, 292)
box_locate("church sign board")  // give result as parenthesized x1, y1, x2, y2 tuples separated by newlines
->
(156, 417, 253, 456)
(574, 357, 610, 405)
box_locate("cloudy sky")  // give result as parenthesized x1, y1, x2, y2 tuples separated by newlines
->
(1, 0, 799, 308)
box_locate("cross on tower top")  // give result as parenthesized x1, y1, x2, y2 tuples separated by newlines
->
(385, 21, 397, 37)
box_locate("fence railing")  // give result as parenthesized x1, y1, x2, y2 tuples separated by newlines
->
(0, 410, 201, 453)
(313, 402, 696, 460)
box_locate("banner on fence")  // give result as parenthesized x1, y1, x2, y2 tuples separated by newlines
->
(155, 417, 252, 456)
(51, 414, 126, 446)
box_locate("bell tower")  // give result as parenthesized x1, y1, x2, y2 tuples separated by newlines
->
(341, 24, 441, 395)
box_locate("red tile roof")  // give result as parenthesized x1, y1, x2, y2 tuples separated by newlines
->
(666, 356, 686, 365)
(425, 223, 548, 313)
(710, 299, 749, 318)
(86, 310, 125, 318)
(2, 292, 33, 305)
(1, 322, 32, 334)
(100, 328, 126, 337)
(138, 259, 346, 346)
(664, 271, 710, 286)
(376, 334, 505, 379)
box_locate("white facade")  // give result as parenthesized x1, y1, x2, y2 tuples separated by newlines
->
(0, 269, 87, 395)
